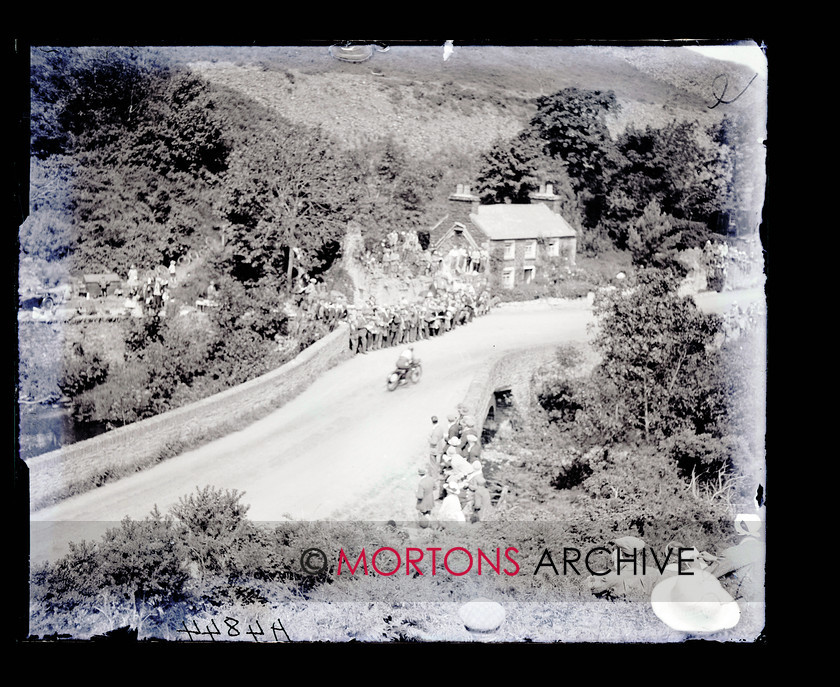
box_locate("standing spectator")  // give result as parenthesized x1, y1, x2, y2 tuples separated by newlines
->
(422, 250, 432, 275)
(469, 478, 492, 523)
(152, 276, 163, 311)
(398, 306, 410, 344)
(456, 414, 475, 447)
(437, 488, 466, 528)
(366, 308, 380, 351)
(142, 277, 152, 306)
(127, 264, 139, 298)
(477, 290, 489, 316)
(428, 415, 445, 466)
(416, 467, 436, 527)
(443, 307, 453, 333)
(294, 276, 307, 306)
(349, 308, 368, 354)
(462, 433, 482, 461)
(168, 260, 177, 285)
(419, 302, 431, 339)
(446, 414, 460, 440)
(389, 308, 402, 348)
(373, 308, 388, 350)
(425, 304, 439, 337)
(408, 306, 419, 343)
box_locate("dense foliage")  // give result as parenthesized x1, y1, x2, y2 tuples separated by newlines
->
(22, 48, 460, 428)
(587, 268, 720, 442)
(470, 87, 741, 256)
(30, 48, 230, 272)
(220, 123, 349, 285)
(28, 482, 743, 641)
(530, 268, 762, 500)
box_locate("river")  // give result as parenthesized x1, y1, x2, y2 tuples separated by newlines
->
(17, 402, 108, 460)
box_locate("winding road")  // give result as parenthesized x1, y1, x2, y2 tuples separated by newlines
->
(28, 288, 764, 566)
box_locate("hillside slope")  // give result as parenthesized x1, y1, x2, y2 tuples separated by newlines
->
(187, 44, 757, 160)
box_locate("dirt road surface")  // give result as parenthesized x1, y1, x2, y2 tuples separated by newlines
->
(28, 288, 764, 566)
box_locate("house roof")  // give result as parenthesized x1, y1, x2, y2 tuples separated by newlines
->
(470, 204, 577, 241)
(432, 222, 486, 251)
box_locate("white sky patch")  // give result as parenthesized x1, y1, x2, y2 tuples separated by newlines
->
(686, 41, 767, 77)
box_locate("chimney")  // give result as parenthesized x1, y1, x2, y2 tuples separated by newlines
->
(530, 181, 560, 213)
(448, 183, 480, 227)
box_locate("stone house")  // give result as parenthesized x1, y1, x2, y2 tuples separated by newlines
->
(430, 184, 577, 289)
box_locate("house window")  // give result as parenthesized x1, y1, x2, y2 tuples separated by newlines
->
(502, 268, 515, 289)
(548, 239, 560, 257)
(503, 241, 515, 260)
(524, 240, 537, 260)
(523, 266, 535, 284)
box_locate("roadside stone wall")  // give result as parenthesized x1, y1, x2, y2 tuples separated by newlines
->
(27, 323, 352, 511)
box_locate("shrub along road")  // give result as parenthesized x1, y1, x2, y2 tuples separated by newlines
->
(28, 288, 764, 566)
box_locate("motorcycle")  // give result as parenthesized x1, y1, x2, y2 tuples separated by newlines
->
(386, 359, 422, 391)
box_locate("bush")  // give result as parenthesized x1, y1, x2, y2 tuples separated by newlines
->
(96, 510, 190, 604)
(30, 507, 190, 637)
(660, 429, 754, 500)
(576, 445, 734, 552)
(59, 342, 110, 398)
(170, 486, 252, 579)
(550, 455, 593, 490)
(537, 377, 583, 424)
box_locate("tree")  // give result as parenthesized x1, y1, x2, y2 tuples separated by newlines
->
(529, 88, 623, 228)
(625, 200, 710, 271)
(58, 341, 110, 399)
(342, 137, 441, 240)
(473, 132, 585, 240)
(709, 113, 765, 234)
(587, 269, 719, 442)
(30, 46, 169, 158)
(73, 361, 151, 427)
(604, 120, 730, 247)
(21, 155, 77, 262)
(222, 123, 350, 286)
(475, 133, 545, 204)
(30, 47, 231, 273)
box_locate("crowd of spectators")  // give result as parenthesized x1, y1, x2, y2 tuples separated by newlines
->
(416, 406, 494, 527)
(359, 229, 489, 280)
(718, 300, 764, 344)
(122, 263, 175, 316)
(287, 272, 497, 355)
(346, 284, 494, 355)
(702, 239, 764, 291)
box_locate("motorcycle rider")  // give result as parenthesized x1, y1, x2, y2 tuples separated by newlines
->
(397, 346, 416, 380)
(395, 345, 415, 381)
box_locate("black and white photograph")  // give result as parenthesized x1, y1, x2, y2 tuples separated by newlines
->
(15, 39, 768, 644)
